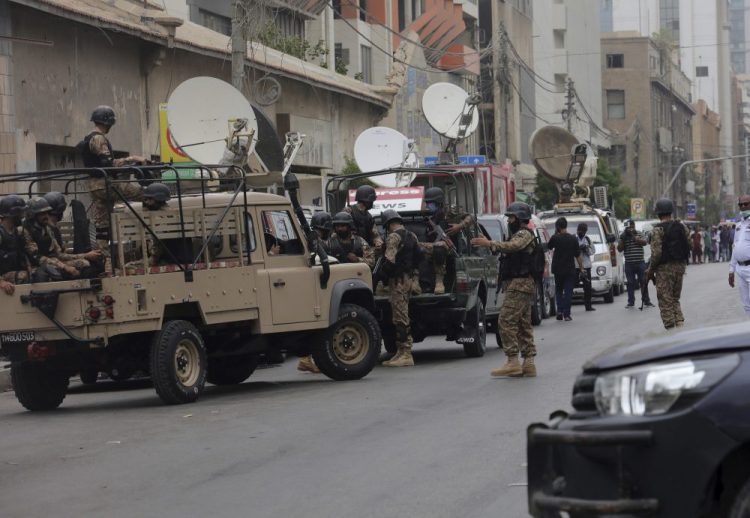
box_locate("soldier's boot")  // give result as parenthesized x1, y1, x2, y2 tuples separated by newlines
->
(434, 273, 445, 295)
(383, 347, 414, 367)
(297, 355, 321, 374)
(411, 277, 422, 296)
(522, 356, 537, 377)
(490, 356, 523, 377)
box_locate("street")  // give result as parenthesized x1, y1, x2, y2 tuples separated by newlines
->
(0, 262, 745, 518)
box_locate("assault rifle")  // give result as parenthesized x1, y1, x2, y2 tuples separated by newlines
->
(424, 215, 458, 258)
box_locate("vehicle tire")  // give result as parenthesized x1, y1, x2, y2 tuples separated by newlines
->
(729, 477, 750, 518)
(79, 368, 98, 385)
(603, 286, 615, 304)
(150, 320, 207, 405)
(207, 355, 258, 385)
(531, 286, 543, 326)
(109, 366, 134, 382)
(11, 362, 69, 411)
(541, 283, 551, 319)
(312, 303, 381, 381)
(463, 299, 487, 358)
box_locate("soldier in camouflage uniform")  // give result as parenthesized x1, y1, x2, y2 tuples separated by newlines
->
(327, 212, 375, 268)
(0, 195, 31, 295)
(345, 185, 383, 248)
(472, 202, 537, 377)
(380, 209, 420, 368)
(646, 198, 690, 329)
(419, 187, 454, 294)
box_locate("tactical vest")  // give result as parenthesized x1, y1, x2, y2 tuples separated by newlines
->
(0, 225, 25, 274)
(24, 221, 54, 266)
(349, 206, 375, 246)
(388, 228, 418, 277)
(51, 224, 64, 250)
(328, 234, 364, 263)
(77, 131, 113, 173)
(500, 229, 534, 279)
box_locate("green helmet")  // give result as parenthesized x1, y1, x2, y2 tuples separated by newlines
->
(505, 202, 532, 221)
(26, 197, 53, 216)
(381, 209, 402, 228)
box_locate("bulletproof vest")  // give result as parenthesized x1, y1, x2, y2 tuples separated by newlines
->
(389, 228, 418, 277)
(659, 220, 690, 263)
(24, 221, 54, 266)
(349, 206, 375, 246)
(51, 224, 64, 250)
(328, 234, 363, 263)
(500, 229, 535, 279)
(0, 225, 24, 274)
(77, 131, 113, 172)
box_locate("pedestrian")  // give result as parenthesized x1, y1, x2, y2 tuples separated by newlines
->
(547, 217, 584, 321)
(720, 225, 731, 261)
(645, 198, 690, 329)
(575, 222, 596, 311)
(713, 226, 720, 261)
(703, 226, 713, 263)
(618, 219, 654, 309)
(471, 202, 538, 377)
(728, 195, 750, 316)
(690, 226, 704, 264)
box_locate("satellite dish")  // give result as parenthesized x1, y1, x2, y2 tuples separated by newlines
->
(422, 83, 480, 140)
(528, 126, 580, 181)
(251, 104, 284, 172)
(167, 77, 258, 165)
(354, 127, 416, 187)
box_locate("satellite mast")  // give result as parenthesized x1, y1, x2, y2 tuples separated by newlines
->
(421, 82, 480, 165)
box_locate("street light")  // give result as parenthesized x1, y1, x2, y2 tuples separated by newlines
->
(662, 154, 750, 198)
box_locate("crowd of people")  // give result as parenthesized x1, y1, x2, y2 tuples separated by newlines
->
(689, 223, 737, 264)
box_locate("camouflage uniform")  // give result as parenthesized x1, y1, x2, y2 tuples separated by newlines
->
(327, 234, 375, 268)
(649, 222, 690, 329)
(0, 225, 31, 285)
(384, 227, 417, 353)
(23, 223, 92, 275)
(489, 228, 537, 358)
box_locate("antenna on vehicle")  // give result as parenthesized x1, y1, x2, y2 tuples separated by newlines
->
(353, 126, 417, 187)
(528, 126, 597, 203)
(421, 82, 480, 165)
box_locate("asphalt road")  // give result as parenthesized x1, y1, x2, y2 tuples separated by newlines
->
(0, 262, 746, 518)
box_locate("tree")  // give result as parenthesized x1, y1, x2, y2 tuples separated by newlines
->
(590, 159, 634, 219)
(532, 173, 558, 211)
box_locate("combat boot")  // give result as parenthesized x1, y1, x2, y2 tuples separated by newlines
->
(297, 356, 320, 373)
(522, 356, 537, 377)
(383, 348, 414, 367)
(434, 273, 445, 295)
(490, 356, 523, 377)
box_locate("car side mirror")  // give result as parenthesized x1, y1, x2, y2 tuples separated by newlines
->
(606, 233, 616, 244)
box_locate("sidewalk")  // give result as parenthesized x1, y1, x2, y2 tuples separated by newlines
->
(0, 361, 10, 392)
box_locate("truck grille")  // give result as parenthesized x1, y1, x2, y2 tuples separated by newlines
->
(570, 371, 598, 419)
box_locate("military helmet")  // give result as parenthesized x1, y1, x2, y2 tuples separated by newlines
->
(355, 185, 377, 204)
(142, 183, 171, 203)
(654, 198, 674, 216)
(44, 191, 67, 218)
(505, 201, 532, 221)
(424, 187, 445, 204)
(91, 105, 116, 127)
(26, 197, 53, 216)
(0, 195, 26, 218)
(381, 209, 402, 228)
(332, 211, 355, 228)
(311, 211, 333, 231)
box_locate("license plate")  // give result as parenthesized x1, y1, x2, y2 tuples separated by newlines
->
(1, 331, 37, 345)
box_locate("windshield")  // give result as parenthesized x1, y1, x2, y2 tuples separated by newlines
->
(543, 219, 604, 244)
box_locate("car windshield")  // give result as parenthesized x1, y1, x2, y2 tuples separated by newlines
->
(544, 219, 604, 243)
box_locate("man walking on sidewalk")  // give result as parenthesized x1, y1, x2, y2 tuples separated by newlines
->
(619, 219, 654, 309)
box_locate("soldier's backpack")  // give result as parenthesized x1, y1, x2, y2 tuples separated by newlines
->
(661, 220, 690, 263)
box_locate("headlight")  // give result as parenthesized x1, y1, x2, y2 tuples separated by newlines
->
(596, 266, 607, 276)
(594, 354, 740, 417)
(593, 253, 610, 262)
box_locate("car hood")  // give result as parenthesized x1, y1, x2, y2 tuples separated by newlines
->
(584, 321, 750, 372)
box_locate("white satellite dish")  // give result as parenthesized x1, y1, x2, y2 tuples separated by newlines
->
(354, 127, 416, 187)
(167, 77, 259, 165)
(422, 82, 479, 140)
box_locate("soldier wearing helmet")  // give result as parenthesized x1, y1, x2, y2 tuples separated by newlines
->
(419, 186, 455, 294)
(43, 191, 68, 248)
(380, 209, 421, 368)
(472, 202, 539, 378)
(327, 211, 374, 267)
(0, 195, 32, 295)
(22, 198, 102, 280)
(345, 185, 383, 248)
(645, 198, 690, 329)
(310, 211, 333, 242)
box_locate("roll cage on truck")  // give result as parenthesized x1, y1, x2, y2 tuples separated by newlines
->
(0, 163, 382, 411)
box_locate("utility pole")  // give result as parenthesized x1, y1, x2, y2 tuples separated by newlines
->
(231, 0, 246, 90)
(495, 22, 510, 162)
(564, 78, 576, 132)
(633, 120, 641, 195)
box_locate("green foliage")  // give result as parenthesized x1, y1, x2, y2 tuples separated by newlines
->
(591, 159, 633, 218)
(335, 57, 348, 75)
(257, 24, 328, 62)
(532, 173, 558, 211)
(339, 156, 372, 189)
(354, 72, 364, 81)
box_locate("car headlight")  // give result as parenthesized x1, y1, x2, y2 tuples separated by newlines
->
(594, 354, 740, 417)
(596, 266, 607, 276)
(593, 253, 610, 263)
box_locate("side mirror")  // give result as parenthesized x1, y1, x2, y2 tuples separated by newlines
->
(606, 234, 616, 244)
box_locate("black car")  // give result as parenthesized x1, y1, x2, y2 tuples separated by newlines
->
(527, 322, 750, 518)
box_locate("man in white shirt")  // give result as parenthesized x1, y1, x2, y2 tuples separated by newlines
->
(729, 195, 750, 315)
(576, 222, 596, 311)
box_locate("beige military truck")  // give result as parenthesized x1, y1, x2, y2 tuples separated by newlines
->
(0, 167, 381, 411)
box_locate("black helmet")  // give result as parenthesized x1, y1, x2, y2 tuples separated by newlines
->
(311, 211, 332, 231)
(26, 197, 53, 216)
(505, 202, 532, 221)
(332, 211, 355, 228)
(0, 195, 26, 218)
(424, 187, 445, 204)
(142, 183, 171, 203)
(44, 192, 67, 218)
(355, 185, 377, 204)
(381, 209, 402, 228)
(91, 105, 116, 127)
(654, 198, 673, 216)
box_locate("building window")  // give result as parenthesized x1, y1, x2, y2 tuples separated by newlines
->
(696, 66, 709, 77)
(199, 9, 231, 36)
(607, 89, 625, 119)
(360, 0, 367, 22)
(332, 0, 342, 18)
(606, 54, 624, 68)
(553, 29, 565, 49)
(360, 45, 372, 84)
(335, 43, 350, 65)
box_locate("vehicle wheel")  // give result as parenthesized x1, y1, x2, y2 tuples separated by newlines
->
(207, 355, 258, 385)
(463, 299, 487, 358)
(79, 368, 98, 385)
(548, 288, 557, 317)
(729, 477, 750, 518)
(150, 320, 207, 405)
(603, 286, 615, 304)
(109, 366, 134, 382)
(11, 362, 69, 411)
(541, 284, 552, 319)
(312, 303, 381, 381)
(531, 286, 543, 326)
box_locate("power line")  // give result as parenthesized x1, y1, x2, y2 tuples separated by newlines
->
(508, 76, 552, 125)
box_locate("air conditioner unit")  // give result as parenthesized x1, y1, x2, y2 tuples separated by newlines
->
(593, 185, 608, 209)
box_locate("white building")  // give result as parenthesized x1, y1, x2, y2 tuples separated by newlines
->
(600, 0, 659, 36)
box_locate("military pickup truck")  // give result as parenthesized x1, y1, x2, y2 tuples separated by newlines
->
(0, 166, 381, 410)
(326, 168, 499, 358)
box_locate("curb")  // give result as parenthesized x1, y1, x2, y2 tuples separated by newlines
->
(0, 363, 10, 392)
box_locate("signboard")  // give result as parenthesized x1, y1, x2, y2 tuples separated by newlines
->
(686, 203, 697, 220)
(423, 155, 487, 166)
(630, 198, 645, 220)
(348, 186, 424, 216)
